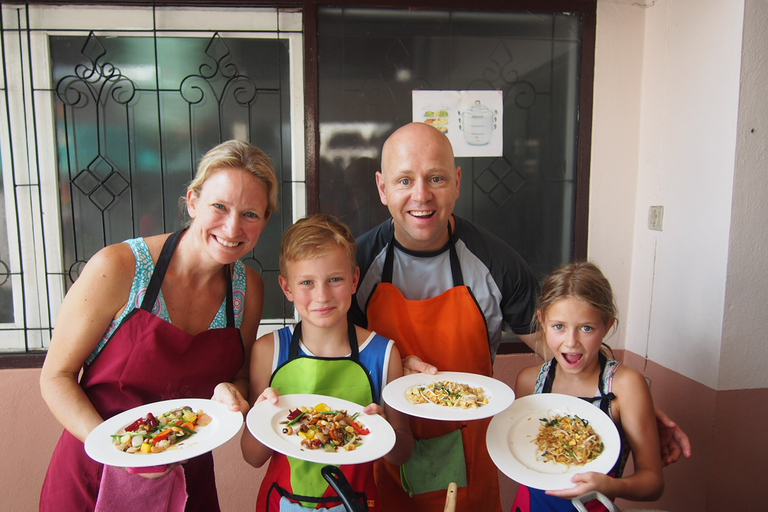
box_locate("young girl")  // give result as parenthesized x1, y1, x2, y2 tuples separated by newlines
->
(512, 262, 664, 512)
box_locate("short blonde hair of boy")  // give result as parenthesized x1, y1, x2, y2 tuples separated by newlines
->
(280, 214, 357, 276)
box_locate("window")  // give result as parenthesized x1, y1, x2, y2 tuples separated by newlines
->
(0, 3, 305, 352)
(317, 6, 591, 277)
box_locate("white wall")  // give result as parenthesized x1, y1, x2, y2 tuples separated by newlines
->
(720, 0, 768, 391)
(591, 0, 746, 389)
(589, 1, 645, 352)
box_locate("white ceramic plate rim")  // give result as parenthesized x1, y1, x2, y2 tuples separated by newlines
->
(381, 371, 515, 421)
(84, 398, 244, 468)
(246, 393, 396, 465)
(486, 393, 621, 490)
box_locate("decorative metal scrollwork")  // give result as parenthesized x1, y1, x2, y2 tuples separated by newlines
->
(56, 32, 137, 108)
(180, 33, 258, 107)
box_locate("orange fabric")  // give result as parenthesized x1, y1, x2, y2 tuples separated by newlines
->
(367, 282, 500, 512)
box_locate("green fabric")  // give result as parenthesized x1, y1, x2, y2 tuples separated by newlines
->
(400, 428, 467, 496)
(271, 357, 374, 407)
(270, 357, 375, 507)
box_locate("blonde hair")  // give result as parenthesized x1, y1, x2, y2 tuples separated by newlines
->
(184, 140, 279, 217)
(280, 214, 357, 276)
(535, 261, 618, 355)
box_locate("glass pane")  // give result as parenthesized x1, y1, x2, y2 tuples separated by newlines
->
(318, 7, 583, 277)
(0, 159, 12, 323)
(51, 33, 292, 320)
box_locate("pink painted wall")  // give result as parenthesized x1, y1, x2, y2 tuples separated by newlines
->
(3, 352, 764, 511)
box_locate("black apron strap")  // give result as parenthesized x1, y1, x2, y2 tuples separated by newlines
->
(447, 221, 464, 287)
(541, 358, 557, 393)
(289, 321, 360, 362)
(579, 353, 616, 413)
(381, 220, 463, 287)
(140, 230, 184, 311)
(224, 264, 235, 328)
(381, 232, 397, 284)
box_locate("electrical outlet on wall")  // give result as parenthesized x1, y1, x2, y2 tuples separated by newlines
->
(648, 205, 664, 231)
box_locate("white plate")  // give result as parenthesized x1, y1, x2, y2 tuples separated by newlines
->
(85, 398, 244, 468)
(486, 393, 621, 490)
(381, 371, 515, 421)
(246, 393, 395, 465)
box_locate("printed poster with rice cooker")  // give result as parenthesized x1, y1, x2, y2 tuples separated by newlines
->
(412, 90, 503, 157)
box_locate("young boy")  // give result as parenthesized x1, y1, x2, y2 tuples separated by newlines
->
(241, 214, 414, 511)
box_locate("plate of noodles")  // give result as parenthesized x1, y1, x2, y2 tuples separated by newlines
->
(486, 393, 621, 490)
(382, 371, 514, 421)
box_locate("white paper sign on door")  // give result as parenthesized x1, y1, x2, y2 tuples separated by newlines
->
(412, 90, 503, 157)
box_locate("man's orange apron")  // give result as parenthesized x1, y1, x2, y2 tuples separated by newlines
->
(366, 226, 501, 512)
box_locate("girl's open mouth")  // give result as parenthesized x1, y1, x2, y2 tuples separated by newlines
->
(562, 353, 583, 366)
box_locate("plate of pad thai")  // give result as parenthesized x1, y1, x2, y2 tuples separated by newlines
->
(486, 393, 621, 490)
(382, 371, 514, 421)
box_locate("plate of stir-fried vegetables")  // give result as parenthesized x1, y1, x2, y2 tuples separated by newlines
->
(84, 398, 244, 467)
(246, 394, 396, 464)
(486, 393, 621, 490)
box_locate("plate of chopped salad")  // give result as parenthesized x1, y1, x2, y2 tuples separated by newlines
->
(246, 394, 396, 464)
(84, 398, 244, 467)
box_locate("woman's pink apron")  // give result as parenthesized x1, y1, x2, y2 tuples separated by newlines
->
(40, 230, 244, 512)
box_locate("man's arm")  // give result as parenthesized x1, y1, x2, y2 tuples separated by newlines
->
(516, 332, 545, 358)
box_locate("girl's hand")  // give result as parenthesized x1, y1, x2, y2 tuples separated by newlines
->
(545, 471, 612, 499)
(211, 382, 249, 414)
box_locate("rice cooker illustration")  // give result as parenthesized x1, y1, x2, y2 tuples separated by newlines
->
(458, 100, 497, 145)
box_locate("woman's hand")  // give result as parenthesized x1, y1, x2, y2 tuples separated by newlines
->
(211, 382, 250, 414)
(402, 355, 438, 376)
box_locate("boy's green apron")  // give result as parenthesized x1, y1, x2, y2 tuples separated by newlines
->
(255, 322, 382, 511)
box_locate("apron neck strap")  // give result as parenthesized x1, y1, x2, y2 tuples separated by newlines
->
(543, 353, 615, 413)
(289, 321, 360, 362)
(140, 229, 235, 328)
(381, 220, 464, 287)
(141, 230, 184, 311)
